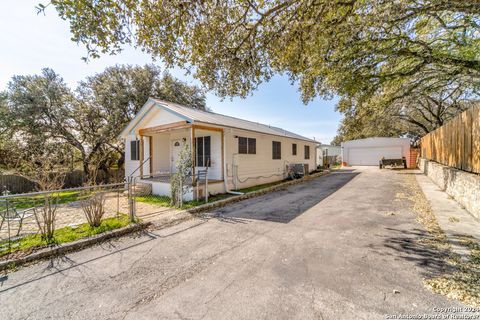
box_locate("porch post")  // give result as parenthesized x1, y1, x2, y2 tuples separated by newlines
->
(149, 136, 153, 176)
(191, 126, 196, 184)
(139, 135, 144, 177)
(221, 129, 225, 180)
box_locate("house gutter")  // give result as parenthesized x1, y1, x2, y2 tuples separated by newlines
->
(195, 121, 318, 144)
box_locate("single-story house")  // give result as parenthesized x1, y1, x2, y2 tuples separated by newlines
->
(341, 137, 411, 166)
(119, 98, 318, 200)
(316, 144, 342, 167)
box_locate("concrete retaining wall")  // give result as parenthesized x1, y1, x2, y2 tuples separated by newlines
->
(419, 158, 480, 219)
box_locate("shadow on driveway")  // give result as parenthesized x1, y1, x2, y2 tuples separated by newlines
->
(380, 227, 450, 277)
(210, 170, 360, 223)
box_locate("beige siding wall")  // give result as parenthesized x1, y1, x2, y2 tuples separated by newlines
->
(141, 107, 185, 129)
(194, 129, 222, 180)
(223, 127, 317, 190)
(152, 134, 170, 173)
(157, 129, 191, 173)
(125, 135, 150, 177)
(149, 128, 222, 181)
(125, 121, 317, 195)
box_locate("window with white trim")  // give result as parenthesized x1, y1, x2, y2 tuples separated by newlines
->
(130, 140, 140, 161)
(195, 136, 211, 167)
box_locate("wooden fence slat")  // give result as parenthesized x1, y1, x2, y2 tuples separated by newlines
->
(421, 104, 480, 174)
(473, 106, 480, 173)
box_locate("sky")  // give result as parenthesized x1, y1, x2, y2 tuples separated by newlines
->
(0, 1, 342, 144)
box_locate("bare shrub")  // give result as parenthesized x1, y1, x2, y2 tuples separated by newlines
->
(34, 195, 59, 242)
(81, 192, 106, 227)
(14, 144, 70, 242)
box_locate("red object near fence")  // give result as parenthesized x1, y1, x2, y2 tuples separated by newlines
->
(409, 148, 419, 168)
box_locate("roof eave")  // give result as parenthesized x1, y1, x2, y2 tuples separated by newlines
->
(118, 98, 193, 139)
(195, 121, 318, 144)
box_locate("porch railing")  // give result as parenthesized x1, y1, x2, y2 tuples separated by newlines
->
(129, 156, 151, 178)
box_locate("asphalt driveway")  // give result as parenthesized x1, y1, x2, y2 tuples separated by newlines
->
(0, 167, 464, 319)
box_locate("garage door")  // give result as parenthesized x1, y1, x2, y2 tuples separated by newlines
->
(347, 147, 403, 166)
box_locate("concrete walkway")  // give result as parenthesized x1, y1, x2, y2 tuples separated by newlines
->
(415, 172, 480, 258)
(0, 167, 466, 320)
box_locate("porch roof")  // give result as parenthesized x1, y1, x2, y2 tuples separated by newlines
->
(120, 98, 318, 143)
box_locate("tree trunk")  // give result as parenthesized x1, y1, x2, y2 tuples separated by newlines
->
(82, 160, 91, 183)
(117, 152, 125, 171)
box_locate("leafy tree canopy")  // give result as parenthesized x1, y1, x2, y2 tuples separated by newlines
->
(46, 0, 480, 106)
(1, 65, 206, 181)
(331, 86, 476, 145)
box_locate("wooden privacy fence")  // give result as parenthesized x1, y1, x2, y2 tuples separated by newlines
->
(0, 169, 125, 194)
(420, 104, 480, 174)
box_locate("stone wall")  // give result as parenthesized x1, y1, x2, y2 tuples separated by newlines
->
(419, 158, 480, 219)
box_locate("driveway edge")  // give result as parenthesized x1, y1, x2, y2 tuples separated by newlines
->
(0, 171, 330, 271)
(0, 221, 151, 271)
(188, 170, 330, 214)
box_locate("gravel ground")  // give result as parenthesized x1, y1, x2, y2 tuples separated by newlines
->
(0, 192, 179, 240)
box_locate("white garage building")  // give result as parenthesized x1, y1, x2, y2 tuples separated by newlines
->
(341, 137, 411, 166)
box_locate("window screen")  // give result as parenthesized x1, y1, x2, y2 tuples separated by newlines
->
(272, 141, 281, 159)
(238, 137, 256, 154)
(248, 138, 256, 154)
(130, 140, 140, 161)
(304, 145, 310, 159)
(196, 136, 211, 167)
(238, 137, 248, 154)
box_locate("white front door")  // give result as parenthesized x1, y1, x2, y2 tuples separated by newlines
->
(171, 139, 182, 173)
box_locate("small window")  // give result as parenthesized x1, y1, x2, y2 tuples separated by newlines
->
(292, 143, 297, 155)
(304, 145, 310, 159)
(238, 137, 248, 154)
(130, 140, 140, 161)
(195, 136, 211, 167)
(248, 138, 256, 154)
(238, 137, 256, 154)
(272, 141, 281, 159)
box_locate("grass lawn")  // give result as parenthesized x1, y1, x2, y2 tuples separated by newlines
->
(6, 190, 84, 210)
(235, 180, 288, 193)
(136, 172, 328, 209)
(234, 170, 327, 193)
(135, 179, 296, 208)
(0, 214, 132, 258)
(135, 193, 232, 209)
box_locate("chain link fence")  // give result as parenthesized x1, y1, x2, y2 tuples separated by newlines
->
(0, 172, 209, 256)
(126, 173, 195, 221)
(0, 183, 132, 253)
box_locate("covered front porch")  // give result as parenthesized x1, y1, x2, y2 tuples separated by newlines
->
(134, 121, 226, 199)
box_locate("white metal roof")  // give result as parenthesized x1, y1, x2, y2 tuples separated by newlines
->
(121, 98, 318, 143)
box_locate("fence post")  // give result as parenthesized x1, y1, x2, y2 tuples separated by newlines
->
(116, 186, 120, 217)
(128, 177, 136, 222)
(179, 179, 183, 208)
(6, 199, 11, 252)
(205, 167, 209, 203)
